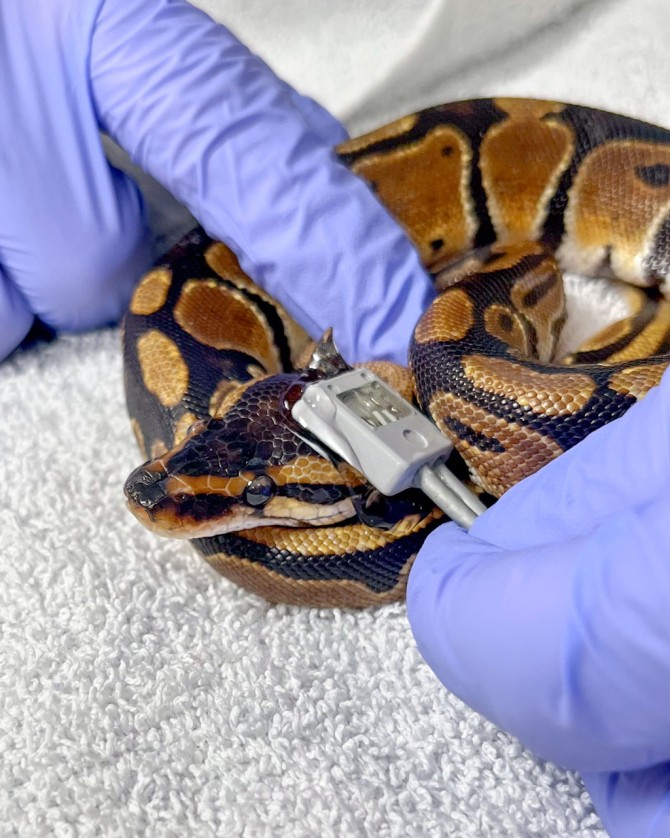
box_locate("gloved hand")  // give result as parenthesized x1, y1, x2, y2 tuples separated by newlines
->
(0, 0, 433, 363)
(407, 366, 670, 838)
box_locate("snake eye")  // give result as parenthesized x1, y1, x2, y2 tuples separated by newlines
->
(244, 475, 276, 507)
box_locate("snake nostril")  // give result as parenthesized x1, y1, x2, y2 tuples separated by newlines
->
(124, 464, 169, 509)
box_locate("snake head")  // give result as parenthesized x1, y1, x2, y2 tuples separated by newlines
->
(124, 370, 370, 539)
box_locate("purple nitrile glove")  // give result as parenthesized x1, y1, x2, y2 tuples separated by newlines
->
(0, 0, 433, 364)
(407, 366, 670, 837)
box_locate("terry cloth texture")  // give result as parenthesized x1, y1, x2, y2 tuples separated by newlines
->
(1, 0, 667, 835)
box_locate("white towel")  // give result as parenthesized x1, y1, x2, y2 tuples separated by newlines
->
(3, 1, 667, 834)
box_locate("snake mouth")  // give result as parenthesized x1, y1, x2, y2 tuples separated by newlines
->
(124, 461, 359, 539)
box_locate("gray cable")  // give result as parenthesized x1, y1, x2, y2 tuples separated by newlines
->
(414, 463, 486, 529)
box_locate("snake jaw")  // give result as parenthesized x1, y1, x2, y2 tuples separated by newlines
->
(124, 454, 360, 539)
(124, 485, 358, 540)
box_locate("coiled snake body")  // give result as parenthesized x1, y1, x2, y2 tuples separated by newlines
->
(123, 98, 670, 607)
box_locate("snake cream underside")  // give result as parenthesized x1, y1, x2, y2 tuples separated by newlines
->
(123, 98, 670, 607)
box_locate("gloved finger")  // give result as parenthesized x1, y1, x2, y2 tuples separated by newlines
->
(469, 367, 670, 550)
(0, 2, 153, 334)
(407, 496, 670, 773)
(279, 82, 350, 146)
(0, 266, 34, 361)
(583, 764, 670, 838)
(1, 167, 152, 335)
(90, 0, 434, 366)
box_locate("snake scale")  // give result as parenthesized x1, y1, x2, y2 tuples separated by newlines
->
(123, 98, 670, 607)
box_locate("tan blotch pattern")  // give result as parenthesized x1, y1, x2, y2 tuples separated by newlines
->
(570, 289, 650, 357)
(129, 268, 172, 316)
(562, 140, 670, 282)
(174, 411, 199, 445)
(266, 456, 367, 487)
(174, 280, 282, 373)
(435, 241, 547, 288)
(598, 301, 670, 363)
(164, 474, 248, 498)
(608, 363, 667, 399)
(414, 287, 474, 344)
(203, 242, 249, 282)
(481, 241, 548, 271)
(337, 114, 418, 155)
(137, 330, 189, 408)
(434, 253, 488, 290)
(210, 379, 259, 419)
(483, 304, 531, 357)
(482, 100, 574, 241)
(205, 242, 310, 364)
(429, 391, 564, 496)
(209, 380, 245, 417)
(572, 319, 632, 355)
(351, 124, 476, 266)
(462, 354, 595, 415)
(508, 256, 565, 362)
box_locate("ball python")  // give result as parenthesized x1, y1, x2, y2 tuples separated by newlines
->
(123, 98, 670, 608)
